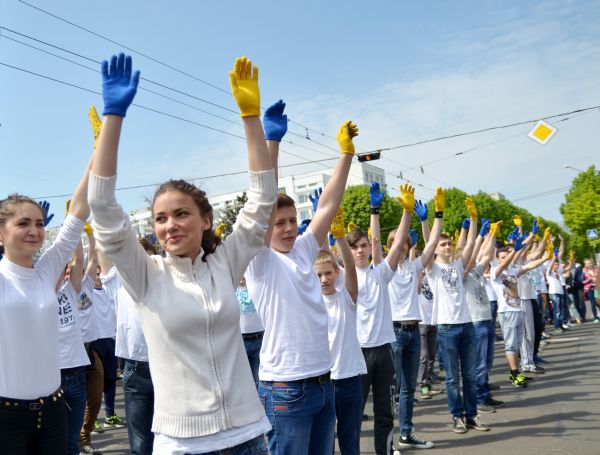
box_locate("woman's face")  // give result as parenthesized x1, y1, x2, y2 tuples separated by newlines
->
(0, 202, 45, 264)
(153, 191, 211, 260)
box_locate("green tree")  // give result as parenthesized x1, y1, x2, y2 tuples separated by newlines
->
(216, 192, 248, 239)
(560, 166, 600, 260)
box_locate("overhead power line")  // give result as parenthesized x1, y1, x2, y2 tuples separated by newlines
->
(511, 186, 570, 203)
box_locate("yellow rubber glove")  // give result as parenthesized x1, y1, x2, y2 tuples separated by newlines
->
(513, 215, 522, 227)
(83, 222, 93, 236)
(434, 187, 445, 212)
(398, 184, 416, 212)
(534, 234, 541, 242)
(88, 105, 102, 149)
(337, 120, 359, 156)
(453, 229, 460, 246)
(65, 199, 71, 217)
(347, 222, 357, 233)
(465, 198, 478, 220)
(229, 57, 260, 117)
(569, 250, 575, 261)
(489, 220, 503, 238)
(383, 245, 390, 254)
(330, 206, 345, 239)
(214, 223, 226, 240)
(367, 226, 372, 240)
(543, 227, 551, 240)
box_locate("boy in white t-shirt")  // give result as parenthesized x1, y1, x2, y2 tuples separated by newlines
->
(246, 120, 359, 454)
(425, 193, 488, 434)
(314, 207, 366, 455)
(346, 182, 413, 455)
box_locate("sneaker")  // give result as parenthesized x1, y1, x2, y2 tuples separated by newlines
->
(466, 416, 490, 431)
(397, 433, 435, 449)
(79, 445, 101, 454)
(488, 382, 500, 391)
(485, 398, 504, 408)
(509, 372, 527, 387)
(477, 403, 496, 413)
(562, 324, 570, 330)
(534, 355, 548, 364)
(428, 385, 443, 395)
(91, 421, 104, 434)
(594, 318, 600, 324)
(554, 328, 565, 335)
(419, 387, 433, 400)
(104, 415, 126, 428)
(452, 416, 468, 434)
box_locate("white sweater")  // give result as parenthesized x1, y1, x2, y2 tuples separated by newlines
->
(0, 214, 84, 399)
(88, 170, 276, 438)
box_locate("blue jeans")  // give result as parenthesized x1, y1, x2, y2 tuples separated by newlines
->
(333, 376, 362, 455)
(586, 289, 599, 319)
(436, 323, 477, 419)
(259, 379, 335, 455)
(242, 333, 263, 387)
(550, 294, 563, 329)
(391, 325, 420, 437)
(561, 289, 570, 324)
(61, 368, 87, 455)
(90, 337, 118, 417)
(490, 300, 498, 329)
(123, 360, 154, 455)
(472, 320, 494, 404)
(189, 434, 268, 455)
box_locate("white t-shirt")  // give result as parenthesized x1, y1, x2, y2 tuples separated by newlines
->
(484, 275, 497, 301)
(516, 265, 538, 300)
(236, 285, 264, 334)
(558, 264, 567, 287)
(418, 277, 434, 325)
(78, 284, 101, 343)
(427, 260, 472, 325)
(57, 281, 91, 369)
(546, 266, 564, 295)
(491, 266, 522, 313)
(83, 275, 116, 339)
(246, 228, 331, 381)
(530, 262, 548, 293)
(464, 264, 492, 322)
(355, 260, 396, 347)
(324, 287, 368, 379)
(389, 257, 423, 322)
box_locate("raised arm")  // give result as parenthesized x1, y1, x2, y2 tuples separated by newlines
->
(69, 240, 85, 294)
(414, 200, 431, 244)
(456, 218, 470, 254)
(369, 182, 384, 265)
(461, 198, 478, 268)
(386, 184, 414, 270)
(330, 206, 357, 301)
(421, 187, 445, 269)
(309, 121, 358, 246)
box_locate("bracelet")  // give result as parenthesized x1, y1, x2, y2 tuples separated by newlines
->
(434, 211, 444, 219)
(371, 207, 380, 215)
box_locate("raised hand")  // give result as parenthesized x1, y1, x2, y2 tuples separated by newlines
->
(465, 198, 478, 220)
(513, 215, 522, 227)
(514, 235, 525, 252)
(414, 200, 428, 221)
(554, 247, 559, 258)
(328, 233, 336, 248)
(101, 53, 140, 117)
(298, 219, 311, 236)
(507, 227, 519, 242)
(229, 57, 260, 117)
(370, 182, 384, 208)
(543, 227, 551, 240)
(308, 187, 323, 213)
(88, 105, 102, 149)
(38, 200, 54, 227)
(409, 228, 418, 247)
(65, 199, 71, 217)
(214, 223, 225, 240)
(330, 206, 345, 239)
(462, 218, 471, 230)
(434, 187, 445, 213)
(398, 184, 416, 212)
(489, 220, 503, 238)
(83, 222, 93, 236)
(263, 99, 288, 142)
(532, 218, 539, 235)
(337, 120, 359, 156)
(479, 217, 491, 237)
(347, 222, 357, 233)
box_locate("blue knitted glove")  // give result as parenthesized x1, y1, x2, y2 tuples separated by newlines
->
(479, 218, 490, 237)
(263, 99, 288, 142)
(308, 188, 322, 213)
(507, 227, 519, 242)
(370, 182, 384, 208)
(38, 200, 54, 227)
(462, 218, 471, 230)
(298, 219, 311, 236)
(101, 53, 140, 117)
(409, 228, 418, 247)
(514, 235, 525, 252)
(553, 247, 559, 257)
(328, 233, 336, 247)
(414, 200, 428, 221)
(532, 219, 539, 235)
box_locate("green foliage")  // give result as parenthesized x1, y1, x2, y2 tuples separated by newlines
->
(560, 166, 600, 260)
(216, 192, 248, 239)
(341, 185, 402, 242)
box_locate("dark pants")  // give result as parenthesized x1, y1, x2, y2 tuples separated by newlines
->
(333, 376, 363, 455)
(0, 389, 67, 455)
(417, 324, 437, 388)
(90, 338, 118, 417)
(490, 300, 498, 329)
(123, 360, 154, 455)
(473, 320, 494, 404)
(361, 344, 395, 455)
(531, 299, 543, 357)
(242, 331, 263, 387)
(586, 289, 599, 320)
(571, 289, 585, 320)
(61, 368, 87, 455)
(391, 325, 420, 437)
(197, 434, 268, 455)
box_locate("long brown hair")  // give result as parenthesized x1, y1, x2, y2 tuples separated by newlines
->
(0, 194, 44, 228)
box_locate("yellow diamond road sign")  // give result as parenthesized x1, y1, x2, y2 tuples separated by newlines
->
(528, 120, 557, 145)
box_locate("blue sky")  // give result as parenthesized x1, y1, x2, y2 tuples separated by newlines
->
(1, 0, 599, 228)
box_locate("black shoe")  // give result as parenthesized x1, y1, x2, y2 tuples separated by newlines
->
(452, 417, 468, 434)
(397, 433, 435, 449)
(477, 403, 496, 413)
(362, 413, 369, 421)
(466, 416, 490, 431)
(485, 398, 504, 408)
(488, 383, 500, 391)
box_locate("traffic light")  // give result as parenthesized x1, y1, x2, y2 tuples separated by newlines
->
(357, 151, 381, 162)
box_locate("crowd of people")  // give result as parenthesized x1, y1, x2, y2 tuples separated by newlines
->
(1, 52, 599, 455)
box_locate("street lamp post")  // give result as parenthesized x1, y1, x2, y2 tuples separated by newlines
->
(563, 164, 586, 173)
